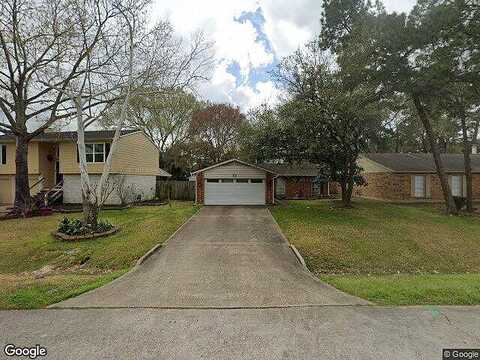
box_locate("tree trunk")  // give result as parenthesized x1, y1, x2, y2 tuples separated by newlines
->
(460, 111, 474, 212)
(413, 94, 457, 215)
(82, 194, 99, 228)
(340, 179, 354, 207)
(14, 136, 32, 214)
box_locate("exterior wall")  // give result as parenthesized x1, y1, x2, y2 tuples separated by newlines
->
(0, 141, 39, 175)
(266, 173, 273, 205)
(196, 172, 205, 204)
(59, 132, 160, 176)
(203, 162, 266, 179)
(111, 132, 160, 175)
(0, 175, 14, 204)
(38, 143, 56, 188)
(283, 177, 313, 199)
(63, 174, 156, 205)
(356, 172, 480, 200)
(59, 140, 105, 174)
(356, 173, 412, 200)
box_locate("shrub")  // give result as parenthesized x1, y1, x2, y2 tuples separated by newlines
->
(57, 217, 114, 236)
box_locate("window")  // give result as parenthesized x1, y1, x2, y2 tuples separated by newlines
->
(78, 143, 110, 163)
(206, 179, 220, 183)
(236, 179, 249, 183)
(450, 175, 463, 197)
(251, 179, 264, 183)
(276, 178, 286, 195)
(413, 175, 426, 198)
(220, 179, 234, 183)
(0, 144, 6, 165)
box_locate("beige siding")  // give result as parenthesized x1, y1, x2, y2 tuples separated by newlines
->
(112, 132, 160, 175)
(59, 140, 105, 174)
(38, 143, 56, 188)
(0, 141, 39, 175)
(0, 175, 14, 204)
(59, 132, 160, 176)
(357, 156, 393, 173)
(204, 162, 266, 179)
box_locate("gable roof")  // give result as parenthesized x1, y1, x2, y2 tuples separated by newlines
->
(363, 153, 480, 173)
(191, 159, 276, 175)
(0, 129, 139, 142)
(259, 163, 321, 177)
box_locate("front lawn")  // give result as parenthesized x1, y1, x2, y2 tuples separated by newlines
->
(0, 202, 197, 309)
(271, 200, 480, 305)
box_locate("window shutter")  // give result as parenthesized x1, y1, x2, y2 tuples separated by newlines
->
(1, 144, 6, 165)
(425, 175, 432, 198)
(410, 175, 415, 198)
(448, 175, 452, 195)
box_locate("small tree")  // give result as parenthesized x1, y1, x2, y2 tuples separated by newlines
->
(272, 42, 382, 207)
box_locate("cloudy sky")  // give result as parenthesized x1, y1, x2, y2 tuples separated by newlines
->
(152, 0, 417, 111)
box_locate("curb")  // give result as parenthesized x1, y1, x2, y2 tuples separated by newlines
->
(289, 244, 308, 270)
(267, 209, 309, 270)
(267, 208, 372, 305)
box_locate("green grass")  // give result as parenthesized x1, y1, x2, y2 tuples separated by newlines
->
(0, 202, 197, 309)
(271, 199, 480, 305)
(321, 274, 480, 305)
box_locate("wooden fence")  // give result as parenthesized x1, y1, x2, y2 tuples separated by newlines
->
(156, 180, 195, 201)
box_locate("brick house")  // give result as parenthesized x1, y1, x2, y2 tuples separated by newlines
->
(356, 153, 480, 201)
(191, 159, 329, 205)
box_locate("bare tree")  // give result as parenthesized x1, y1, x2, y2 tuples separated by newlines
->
(59, 4, 212, 227)
(0, 0, 127, 213)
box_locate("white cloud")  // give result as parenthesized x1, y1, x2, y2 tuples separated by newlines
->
(150, 0, 417, 112)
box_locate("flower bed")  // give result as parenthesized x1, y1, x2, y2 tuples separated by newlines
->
(53, 227, 119, 241)
(53, 217, 119, 241)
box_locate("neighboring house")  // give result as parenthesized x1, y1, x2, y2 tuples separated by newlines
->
(356, 153, 480, 201)
(191, 159, 330, 206)
(0, 130, 171, 205)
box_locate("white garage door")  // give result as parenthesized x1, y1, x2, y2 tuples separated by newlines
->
(205, 179, 265, 205)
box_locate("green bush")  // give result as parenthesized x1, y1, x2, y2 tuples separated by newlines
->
(57, 217, 114, 236)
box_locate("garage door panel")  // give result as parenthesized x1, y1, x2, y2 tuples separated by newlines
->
(205, 183, 265, 205)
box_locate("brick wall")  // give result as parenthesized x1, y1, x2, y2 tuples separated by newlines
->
(355, 173, 411, 200)
(356, 172, 480, 200)
(284, 177, 313, 199)
(196, 172, 204, 204)
(266, 173, 274, 204)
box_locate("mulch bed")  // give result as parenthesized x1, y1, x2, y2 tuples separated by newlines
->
(52, 227, 120, 241)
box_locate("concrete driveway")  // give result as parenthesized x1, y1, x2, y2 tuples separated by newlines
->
(54, 206, 367, 308)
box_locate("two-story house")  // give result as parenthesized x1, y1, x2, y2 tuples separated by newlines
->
(0, 130, 170, 205)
